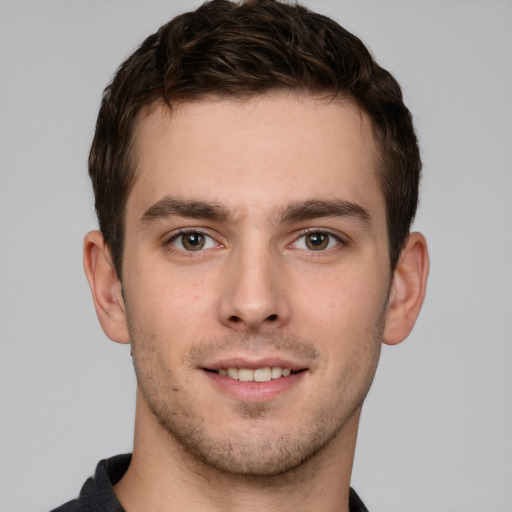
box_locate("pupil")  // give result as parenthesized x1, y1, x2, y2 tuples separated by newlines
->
(184, 233, 204, 250)
(307, 233, 328, 250)
(310, 234, 324, 245)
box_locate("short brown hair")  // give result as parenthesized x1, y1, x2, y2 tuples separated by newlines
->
(89, 0, 421, 276)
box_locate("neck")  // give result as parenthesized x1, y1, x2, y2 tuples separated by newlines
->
(115, 391, 360, 512)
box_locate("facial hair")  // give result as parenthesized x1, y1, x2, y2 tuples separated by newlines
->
(128, 311, 385, 479)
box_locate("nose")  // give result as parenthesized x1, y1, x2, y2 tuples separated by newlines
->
(218, 244, 291, 333)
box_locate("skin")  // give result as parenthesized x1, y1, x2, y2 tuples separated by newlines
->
(84, 92, 429, 512)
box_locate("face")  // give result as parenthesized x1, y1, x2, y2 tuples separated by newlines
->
(121, 93, 392, 477)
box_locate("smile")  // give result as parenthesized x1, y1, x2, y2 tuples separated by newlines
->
(203, 363, 307, 401)
(215, 367, 293, 382)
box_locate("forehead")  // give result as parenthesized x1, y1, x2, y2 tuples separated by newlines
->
(128, 92, 383, 221)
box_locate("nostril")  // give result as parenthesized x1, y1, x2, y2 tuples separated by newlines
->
(226, 313, 278, 327)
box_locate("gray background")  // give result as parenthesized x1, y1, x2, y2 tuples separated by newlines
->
(1, 1, 511, 511)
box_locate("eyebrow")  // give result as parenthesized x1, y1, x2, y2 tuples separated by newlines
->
(139, 196, 371, 227)
(278, 199, 371, 225)
(140, 196, 232, 225)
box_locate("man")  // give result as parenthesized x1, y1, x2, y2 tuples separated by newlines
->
(54, 0, 429, 510)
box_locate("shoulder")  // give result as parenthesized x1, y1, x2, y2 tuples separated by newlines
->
(50, 454, 131, 512)
(349, 487, 370, 512)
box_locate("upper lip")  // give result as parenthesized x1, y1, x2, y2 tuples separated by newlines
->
(201, 356, 308, 372)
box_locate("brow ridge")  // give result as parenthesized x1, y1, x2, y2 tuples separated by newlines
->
(139, 196, 371, 227)
(140, 196, 232, 225)
(278, 199, 371, 225)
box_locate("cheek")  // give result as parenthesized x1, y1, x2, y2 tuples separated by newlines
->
(292, 268, 387, 371)
(131, 259, 207, 309)
(295, 269, 385, 324)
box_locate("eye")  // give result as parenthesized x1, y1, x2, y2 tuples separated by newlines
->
(168, 231, 218, 252)
(293, 231, 341, 251)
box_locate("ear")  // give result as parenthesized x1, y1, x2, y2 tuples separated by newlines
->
(83, 230, 130, 344)
(383, 232, 429, 346)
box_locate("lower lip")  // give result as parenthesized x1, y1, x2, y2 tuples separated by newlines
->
(203, 370, 305, 402)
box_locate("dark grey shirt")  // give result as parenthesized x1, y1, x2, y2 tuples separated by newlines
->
(51, 454, 369, 511)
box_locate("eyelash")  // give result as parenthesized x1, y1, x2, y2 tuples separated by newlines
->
(165, 228, 345, 256)
(166, 229, 221, 254)
(290, 229, 345, 252)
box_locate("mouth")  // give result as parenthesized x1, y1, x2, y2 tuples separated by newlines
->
(202, 361, 308, 401)
(205, 366, 302, 382)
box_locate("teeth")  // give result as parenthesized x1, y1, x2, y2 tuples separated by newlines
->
(218, 367, 293, 382)
(271, 367, 282, 379)
(254, 367, 271, 382)
(227, 367, 238, 379)
(238, 368, 254, 382)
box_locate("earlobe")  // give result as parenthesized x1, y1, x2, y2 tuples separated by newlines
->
(83, 230, 130, 344)
(383, 232, 429, 346)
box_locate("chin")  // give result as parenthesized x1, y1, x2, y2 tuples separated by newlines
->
(147, 393, 358, 479)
